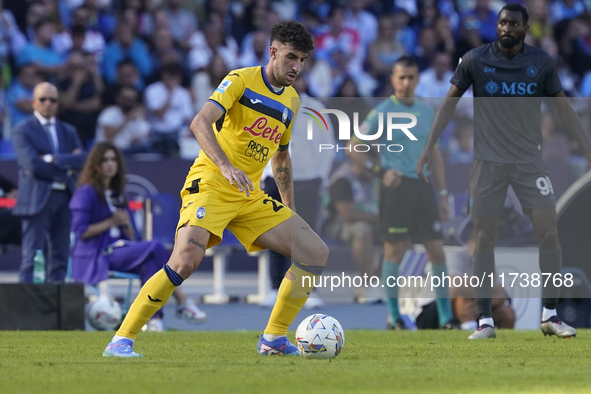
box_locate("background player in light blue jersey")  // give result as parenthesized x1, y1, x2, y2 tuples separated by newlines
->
(348, 56, 455, 329)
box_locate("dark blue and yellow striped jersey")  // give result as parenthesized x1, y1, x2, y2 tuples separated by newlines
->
(193, 66, 299, 185)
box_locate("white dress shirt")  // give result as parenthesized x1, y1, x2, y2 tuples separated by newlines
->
(34, 110, 59, 152)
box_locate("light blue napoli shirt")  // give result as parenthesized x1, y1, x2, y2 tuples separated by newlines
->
(360, 96, 435, 179)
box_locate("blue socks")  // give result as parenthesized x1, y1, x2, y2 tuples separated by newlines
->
(163, 264, 183, 286)
(382, 260, 401, 322)
(431, 262, 453, 326)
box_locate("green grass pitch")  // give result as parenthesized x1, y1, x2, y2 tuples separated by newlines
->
(1, 330, 590, 394)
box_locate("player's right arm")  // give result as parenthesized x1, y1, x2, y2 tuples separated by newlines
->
(190, 101, 254, 196)
(417, 85, 466, 182)
(417, 51, 474, 181)
(416, 85, 465, 182)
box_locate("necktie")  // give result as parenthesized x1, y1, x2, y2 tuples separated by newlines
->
(43, 123, 57, 153)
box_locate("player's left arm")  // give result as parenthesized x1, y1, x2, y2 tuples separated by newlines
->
(550, 90, 591, 166)
(430, 145, 449, 221)
(272, 148, 295, 211)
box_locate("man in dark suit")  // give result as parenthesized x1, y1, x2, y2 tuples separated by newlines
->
(12, 82, 86, 283)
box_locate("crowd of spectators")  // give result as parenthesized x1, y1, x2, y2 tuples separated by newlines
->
(0, 0, 590, 167)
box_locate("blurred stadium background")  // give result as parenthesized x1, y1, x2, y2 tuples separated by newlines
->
(1, 0, 591, 332)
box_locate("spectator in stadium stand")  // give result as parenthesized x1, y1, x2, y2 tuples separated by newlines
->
(0, 174, 21, 246)
(0, 0, 27, 62)
(95, 84, 151, 155)
(314, 6, 365, 89)
(102, 59, 143, 107)
(206, 0, 234, 37)
(303, 50, 333, 97)
(392, 9, 416, 55)
(300, 9, 322, 36)
(148, 28, 187, 80)
(411, 0, 438, 35)
(559, 17, 591, 78)
(164, 0, 197, 50)
(69, 141, 208, 331)
(238, 9, 280, 65)
(192, 53, 229, 113)
(343, 0, 378, 56)
(239, 29, 270, 68)
(101, 22, 152, 86)
(58, 50, 104, 148)
(82, 0, 117, 40)
(120, 7, 139, 34)
(433, 16, 456, 56)
(23, 2, 47, 42)
(528, 0, 553, 42)
(45, 2, 72, 55)
(6, 63, 40, 129)
(416, 51, 454, 99)
(413, 27, 438, 72)
(549, 0, 586, 25)
(453, 16, 484, 67)
(12, 82, 86, 283)
(188, 18, 239, 72)
(368, 15, 406, 84)
(461, 0, 498, 43)
(67, 6, 106, 57)
(147, 7, 171, 35)
(540, 37, 579, 97)
(298, 0, 333, 23)
(66, 24, 88, 55)
(121, 0, 159, 38)
(16, 20, 66, 78)
(144, 62, 193, 157)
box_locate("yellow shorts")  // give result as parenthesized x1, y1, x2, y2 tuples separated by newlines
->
(177, 169, 294, 252)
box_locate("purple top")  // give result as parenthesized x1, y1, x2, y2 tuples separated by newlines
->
(69, 184, 136, 285)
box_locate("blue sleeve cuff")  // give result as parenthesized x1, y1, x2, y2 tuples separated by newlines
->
(208, 99, 226, 114)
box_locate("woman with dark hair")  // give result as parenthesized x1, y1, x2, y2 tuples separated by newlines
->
(69, 141, 208, 331)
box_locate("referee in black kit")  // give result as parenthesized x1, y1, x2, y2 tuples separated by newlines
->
(417, 3, 591, 339)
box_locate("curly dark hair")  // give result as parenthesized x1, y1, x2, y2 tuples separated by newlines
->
(270, 20, 314, 54)
(78, 141, 127, 202)
(499, 3, 529, 25)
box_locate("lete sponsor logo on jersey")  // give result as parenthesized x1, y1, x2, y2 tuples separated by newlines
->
(243, 117, 283, 144)
(215, 80, 232, 93)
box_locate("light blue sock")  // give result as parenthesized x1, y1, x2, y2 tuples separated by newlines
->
(382, 260, 401, 322)
(431, 262, 453, 326)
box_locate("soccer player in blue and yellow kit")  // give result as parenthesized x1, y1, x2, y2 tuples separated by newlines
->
(104, 21, 326, 357)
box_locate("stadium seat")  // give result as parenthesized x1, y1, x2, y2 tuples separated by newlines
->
(0, 139, 16, 160)
(144, 192, 180, 248)
(106, 271, 140, 315)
